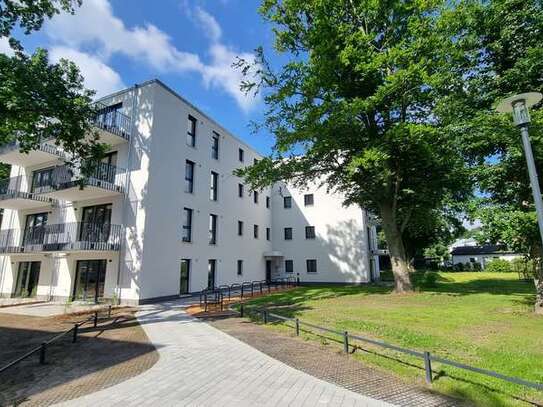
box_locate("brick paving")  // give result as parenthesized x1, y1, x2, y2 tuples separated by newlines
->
(0, 309, 158, 406)
(54, 300, 392, 406)
(209, 317, 468, 407)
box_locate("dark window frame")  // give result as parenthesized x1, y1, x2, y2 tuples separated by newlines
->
(238, 183, 244, 198)
(239, 148, 244, 162)
(284, 227, 293, 240)
(212, 132, 220, 159)
(306, 259, 317, 273)
(266, 227, 270, 241)
(305, 226, 316, 239)
(237, 259, 243, 276)
(210, 171, 219, 201)
(182, 208, 193, 242)
(238, 220, 243, 236)
(304, 194, 314, 206)
(254, 191, 259, 204)
(254, 224, 259, 239)
(187, 115, 197, 147)
(285, 260, 294, 274)
(209, 214, 218, 245)
(185, 160, 195, 193)
(284, 196, 292, 209)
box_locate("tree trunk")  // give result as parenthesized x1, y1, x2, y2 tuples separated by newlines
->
(535, 278, 543, 314)
(379, 203, 413, 293)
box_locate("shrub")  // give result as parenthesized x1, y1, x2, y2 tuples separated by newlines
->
(485, 259, 513, 273)
(472, 262, 482, 271)
(418, 271, 438, 288)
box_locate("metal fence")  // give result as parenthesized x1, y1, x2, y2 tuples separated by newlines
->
(238, 306, 543, 392)
(0, 306, 113, 374)
(0, 222, 123, 253)
(93, 102, 131, 140)
(199, 278, 297, 312)
(0, 176, 55, 204)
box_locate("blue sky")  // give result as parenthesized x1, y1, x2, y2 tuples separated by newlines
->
(0, 0, 278, 155)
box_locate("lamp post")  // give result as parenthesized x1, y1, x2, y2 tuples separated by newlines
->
(496, 92, 543, 250)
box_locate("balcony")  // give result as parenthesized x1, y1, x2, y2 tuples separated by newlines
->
(92, 102, 131, 145)
(0, 140, 65, 167)
(33, 162, 126, 201)
(0, 222, 123, 254)
(0, 176, 56, 210)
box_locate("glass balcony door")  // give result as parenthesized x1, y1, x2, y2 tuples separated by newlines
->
(79, 204, 112, 243)
(23, 212, 48, 246)
(14, 261, 41, 297)
(73, 259, 107, 302)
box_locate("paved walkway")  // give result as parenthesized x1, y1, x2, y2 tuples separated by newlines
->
(0, 302, 107, 317)
(55, 300, 393, 407)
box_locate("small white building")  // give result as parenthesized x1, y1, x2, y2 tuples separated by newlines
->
(450, 245, 522, 269)
(0, 80, 379, 305)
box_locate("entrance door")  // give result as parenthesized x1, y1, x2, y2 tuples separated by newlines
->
(73, 259, 107, 302)
(14, 261, 41, 297)
(80, 204, 112, 242)
(97, 151, 118, 183)
(207, 259, 216, 289)
(266, 260, 272, 282)
(180, 259, 190, 295)
(23, 212, 48, 245)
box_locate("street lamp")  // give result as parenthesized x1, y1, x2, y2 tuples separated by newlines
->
(496, 92, 543, 248)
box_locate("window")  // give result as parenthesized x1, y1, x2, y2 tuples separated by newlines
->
(254, 191, 259, 204)
(239, 148, 244, 162)
(185, 160, 195, 193)
(208, 260, 216, 289)
(304, 194, 314, 206)
(31, 167, 55, 192)
(284, 227, 293, 240)
(238, 183, 244, 198)
(266, 227, 270, 241)
(305, 226, 316, 239)
(254, 224, 259, 239)
(182, 208, 193, 242)
(180, 259, 190, 294)
(212, 132, 219, 159)
(306, 259, 317, 273)
(237, 260, 243, 276)
(238, 220, 243, 236)
(210, 171, 218, 201)
(187, 115, 197, 147)
(266, 196, 270, 208)
(284, 196, 292, 208)
(285, 260, 294, 274)
(209, 214, 218, 244)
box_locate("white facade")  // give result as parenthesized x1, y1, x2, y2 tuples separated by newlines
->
(0, 80, 378, 304)
(451, 253, 522, 269)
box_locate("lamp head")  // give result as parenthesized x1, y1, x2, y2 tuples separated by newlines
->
(496, 92, 543, 126)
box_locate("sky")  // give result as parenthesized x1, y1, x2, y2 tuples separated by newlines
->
(0, 0, 279, 155)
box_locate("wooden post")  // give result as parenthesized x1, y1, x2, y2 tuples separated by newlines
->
(295, 318, 300, 336)
(343, 331, 349, 353)
(93, 311, 98, 328)
(240, 303, 244, 318)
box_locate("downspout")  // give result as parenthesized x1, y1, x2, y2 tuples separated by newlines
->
(114, 83, 138, 305)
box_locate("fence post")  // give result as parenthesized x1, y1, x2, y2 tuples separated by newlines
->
(72, 324, 78, 343)
(108, 305, 112, 318)
(39, 342, 46, 365)
(93, 311, 98, 328)
(240, 303, 244, 318)
(295, 318, 300, 336)
(343, 331, 349, 353)
(424, 351, 433, 384)
(262, 310, 268, 324)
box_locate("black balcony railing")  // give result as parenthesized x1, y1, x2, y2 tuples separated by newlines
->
(0, 139, 65, 159)
(93, 102, 131, 140)
(0, 176, 55, 204)
(32, 162, 126, 195)
(0, 222, 123, 254)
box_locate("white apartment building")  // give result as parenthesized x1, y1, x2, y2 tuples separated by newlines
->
(0, 80, 379, 305)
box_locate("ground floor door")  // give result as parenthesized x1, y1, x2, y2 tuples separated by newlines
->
(14, 261, 41, 297)
(266, 260, 272, 282)
(73, 259, 107, 302)
(180, 259, 190, 295)
(207, 259, 216, 289)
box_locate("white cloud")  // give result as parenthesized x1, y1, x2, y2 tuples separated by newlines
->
(0, 37, 14, 56)
(49, 47, 125, 98)
(44, 0, 258, 111)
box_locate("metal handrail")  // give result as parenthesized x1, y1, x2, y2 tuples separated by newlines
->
(93, 102, 131, 140)
(0, 222, 123, 253)
(0, 176, 55, 204)
(241, 306, 543, 392)
(32, 162, 126, 195)
(0, 306, 112, 374)
(0, 139, 65, 159)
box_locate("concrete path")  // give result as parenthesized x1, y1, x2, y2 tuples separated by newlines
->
(54, 300, 394, 407)
(0, 302, 106, 317)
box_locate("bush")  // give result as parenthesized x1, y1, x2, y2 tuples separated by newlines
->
(472, 262, 482, 271)
(485, 259, 513, 273)
(419, 271, 438, 288)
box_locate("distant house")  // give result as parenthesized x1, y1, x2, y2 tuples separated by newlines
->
(450, 245, 522, 269)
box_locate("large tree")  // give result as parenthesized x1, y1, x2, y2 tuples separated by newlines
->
(236, 0, 471, 292)
(441, 0, 543, 310)
(0, 0, 105, 170)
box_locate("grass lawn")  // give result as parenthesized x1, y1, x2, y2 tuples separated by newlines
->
(240, 272, 542, 407)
